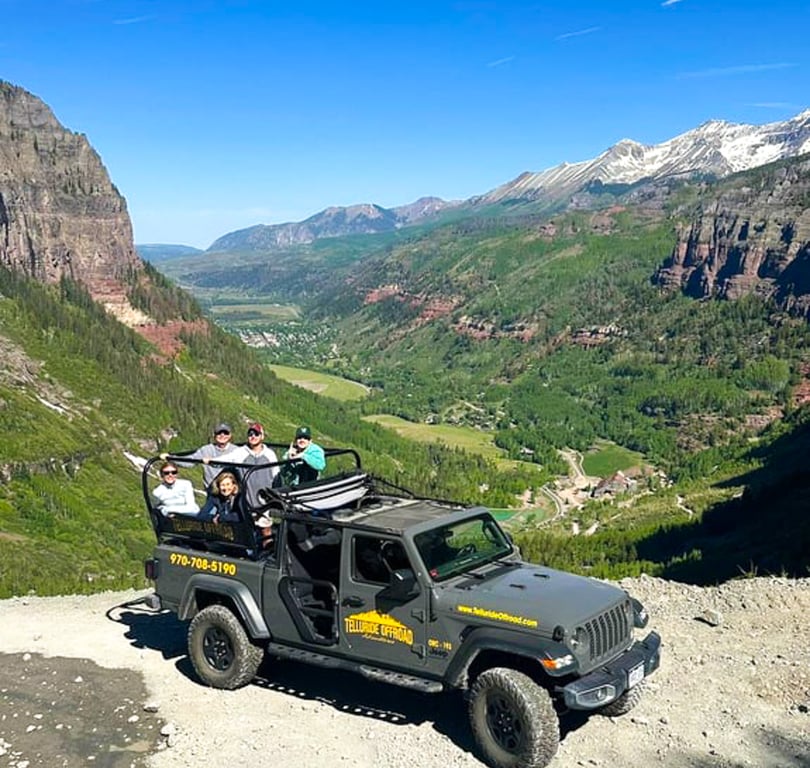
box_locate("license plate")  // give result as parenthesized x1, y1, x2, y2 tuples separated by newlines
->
(628, 663, 644, 688)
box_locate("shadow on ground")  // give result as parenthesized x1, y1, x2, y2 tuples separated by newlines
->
(0, 652, 165, 768)
(106, 599, 187, 661)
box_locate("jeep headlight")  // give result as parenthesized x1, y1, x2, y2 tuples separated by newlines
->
(540, 653, 575, 671)
(630, 597, 649, 629)
(569, 627, 590, 653)
(571, 682, 617, 707)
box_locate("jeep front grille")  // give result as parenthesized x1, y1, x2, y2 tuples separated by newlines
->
(583, 601, 631, 663)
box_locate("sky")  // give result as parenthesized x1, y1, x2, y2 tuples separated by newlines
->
(2, 1, 809, 249)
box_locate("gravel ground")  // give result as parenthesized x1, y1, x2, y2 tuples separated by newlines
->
(1, 575, 809, 768)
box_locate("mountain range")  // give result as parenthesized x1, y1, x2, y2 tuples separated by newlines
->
(151, 109, 810, 256)
(476, 109, 810, 205)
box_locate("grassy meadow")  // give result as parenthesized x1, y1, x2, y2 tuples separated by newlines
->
(269, 364, 370, 401)
(582, 442, 646, 477)
(202, 295, 301, 324)
(364, 414, 504, 459)
(362, 413, 547, 476)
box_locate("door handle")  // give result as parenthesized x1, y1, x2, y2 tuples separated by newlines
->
(342, 596, 365, 608)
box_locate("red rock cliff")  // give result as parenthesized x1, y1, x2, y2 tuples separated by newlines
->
(654, 157, 810, 316)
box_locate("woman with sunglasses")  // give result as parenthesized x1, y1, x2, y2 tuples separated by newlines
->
(151, 463, 200, 517)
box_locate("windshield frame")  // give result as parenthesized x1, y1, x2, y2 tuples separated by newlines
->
(413, 513, 513, 582)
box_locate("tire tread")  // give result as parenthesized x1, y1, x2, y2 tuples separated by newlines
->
(188, 604, 263, 690)
(468, 667, 559, 768)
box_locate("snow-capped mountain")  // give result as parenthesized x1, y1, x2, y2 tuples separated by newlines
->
(476, 109, 810, 204)
(200, 110, 810, 254)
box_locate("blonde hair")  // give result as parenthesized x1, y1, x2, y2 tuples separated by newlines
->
(213, 471, 240, 495)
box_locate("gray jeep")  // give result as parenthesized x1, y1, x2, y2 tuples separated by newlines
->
(142, 448, 661, 768)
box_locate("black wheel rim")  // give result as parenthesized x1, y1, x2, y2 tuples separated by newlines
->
(202, 626, 234, 671)
(486, 692, 524, 753)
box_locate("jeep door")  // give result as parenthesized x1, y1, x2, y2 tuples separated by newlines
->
(338, 532, 428, 669)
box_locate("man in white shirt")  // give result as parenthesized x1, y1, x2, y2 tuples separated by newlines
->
(151, 463, 200, 516)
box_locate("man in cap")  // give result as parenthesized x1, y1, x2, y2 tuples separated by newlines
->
(282, 426, 326, 486)
(163, 422, 239, 489)
(229, 422, 280, 508)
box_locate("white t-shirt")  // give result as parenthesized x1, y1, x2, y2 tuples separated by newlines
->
(152, 478, 200, 516)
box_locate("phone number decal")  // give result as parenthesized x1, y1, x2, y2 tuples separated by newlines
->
(169, 552, 237, 576)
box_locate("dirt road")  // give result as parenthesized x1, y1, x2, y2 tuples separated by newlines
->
(1, 576, 809, 768)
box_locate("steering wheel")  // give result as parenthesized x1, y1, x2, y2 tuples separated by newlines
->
(379, 541, 397, 574)
(458, 543, 477, 558)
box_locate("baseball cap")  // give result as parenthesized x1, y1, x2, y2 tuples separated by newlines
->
(213, 422, 232, 434)
(295, 426, 312, 439)
(247, 422, 264, 435)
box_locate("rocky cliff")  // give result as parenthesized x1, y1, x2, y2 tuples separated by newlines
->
(654, 155, 810, 315)
(0, 81, 140, 289)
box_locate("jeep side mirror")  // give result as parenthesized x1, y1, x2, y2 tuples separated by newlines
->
(387, 568, 419, 600)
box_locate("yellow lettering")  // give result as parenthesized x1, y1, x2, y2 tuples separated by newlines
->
(456, 605, 538, 628)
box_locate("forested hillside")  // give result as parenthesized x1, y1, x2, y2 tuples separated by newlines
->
(286, 208, 810, 473)
(0, 266, 538, 598)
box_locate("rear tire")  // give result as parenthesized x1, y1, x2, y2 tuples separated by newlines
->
(469, 667, 560, 768)
(188, 604, 263, 690)
(598, 679, 646, 717)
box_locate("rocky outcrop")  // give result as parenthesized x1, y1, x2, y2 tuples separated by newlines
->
(0, 81, 140, 287)
(654, 156, 810, 316)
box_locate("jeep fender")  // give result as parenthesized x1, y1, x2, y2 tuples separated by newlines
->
(444, 626, 560, 689)
(178, 574, 270, 640)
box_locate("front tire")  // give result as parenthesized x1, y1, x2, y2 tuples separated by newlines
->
(469, 668, 560, 768)
(598, 679, 646, 717)
(188, 604, 263, 690)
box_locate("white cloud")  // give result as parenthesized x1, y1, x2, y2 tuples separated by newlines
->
(112, 15, 155, 25)
(555, 26, 600, 41)
(661, 0, 685, 7)
(748, 101, 802, 110)
(677, 62, 796, 79)
(487, 56, 515, 68)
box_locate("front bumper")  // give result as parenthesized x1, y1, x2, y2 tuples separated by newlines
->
(560, 630, 661, 710)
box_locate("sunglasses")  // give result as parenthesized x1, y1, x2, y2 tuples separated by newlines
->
(247, 429, 262, 437)
(215, 430, 231, 436)
(162, 470, 178, 476)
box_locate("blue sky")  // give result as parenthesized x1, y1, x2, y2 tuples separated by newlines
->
(2, 0, 809, 249)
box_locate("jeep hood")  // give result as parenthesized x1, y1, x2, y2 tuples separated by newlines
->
(441, 564, 626, 631)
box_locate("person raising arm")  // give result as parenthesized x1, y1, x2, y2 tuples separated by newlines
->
(282, 426, 325, 486)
